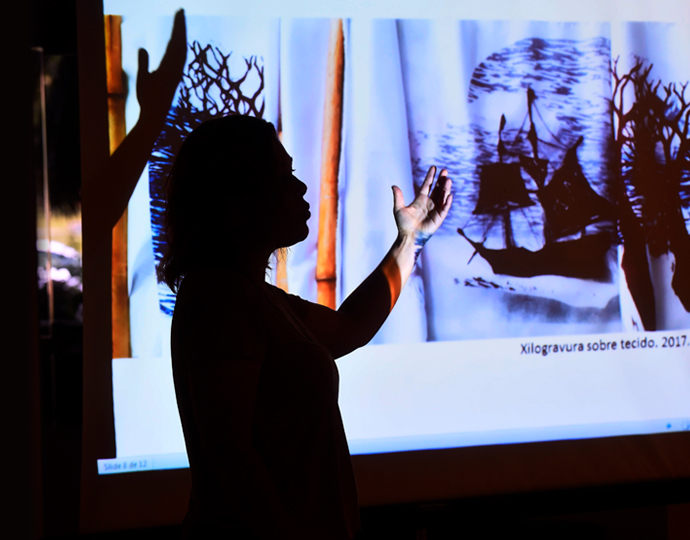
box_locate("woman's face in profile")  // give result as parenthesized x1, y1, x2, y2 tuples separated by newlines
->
(268, 135, 311, 249)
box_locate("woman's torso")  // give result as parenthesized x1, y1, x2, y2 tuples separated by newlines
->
(171, 269, 359, 539)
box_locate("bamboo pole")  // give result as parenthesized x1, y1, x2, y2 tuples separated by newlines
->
(105, 15, 131, 358)
(316, 19, 345, 308)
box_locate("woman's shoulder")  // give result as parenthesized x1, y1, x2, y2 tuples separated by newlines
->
(176, 268, 264, 320)
(180, 267, 257, 297)
(177, 268, 314, 324)
(173, 269, 268, 357)
(265, 284, 312, 321)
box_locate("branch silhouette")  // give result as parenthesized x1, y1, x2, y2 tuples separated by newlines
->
(611, 57, 690, 320)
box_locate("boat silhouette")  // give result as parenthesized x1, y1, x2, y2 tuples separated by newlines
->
(458, 88, 616, 282)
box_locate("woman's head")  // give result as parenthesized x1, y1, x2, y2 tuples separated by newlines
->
(158, 115, 309, 291)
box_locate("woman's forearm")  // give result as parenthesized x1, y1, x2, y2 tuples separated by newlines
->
(303, 168, 451, 358)
(313, 233, 425, 358)
(341, 232, 421, 317)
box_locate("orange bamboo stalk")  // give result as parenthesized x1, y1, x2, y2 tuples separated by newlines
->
(105, 15, 131, 358)
(316, 19, 345, 308)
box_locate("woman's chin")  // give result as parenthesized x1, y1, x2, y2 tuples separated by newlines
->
(277, 224, 309, 249)
(293, 224, 309, 245)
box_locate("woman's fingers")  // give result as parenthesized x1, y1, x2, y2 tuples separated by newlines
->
(392, 185, 405, 213)
(397, 165, 452, 219)
(439, 191, 453, 220)
(420, 166, 436, 196)
(429, 169, 450, 209)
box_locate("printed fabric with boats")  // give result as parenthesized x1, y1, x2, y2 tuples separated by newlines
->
(457, 87, 617, 283)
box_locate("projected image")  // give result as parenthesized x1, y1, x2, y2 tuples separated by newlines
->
(122, 18, 690, 350)
(96, 8, 690, 471)
(409, 33, 621, 340)
(111, 14, 690, 395)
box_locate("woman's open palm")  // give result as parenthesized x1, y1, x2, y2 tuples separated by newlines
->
(392, 166, 453, 243)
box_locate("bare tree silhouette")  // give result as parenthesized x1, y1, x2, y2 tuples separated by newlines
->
(651, 80, 690, 310)
(611, 59, 657, 330)
(611, 58, 690, 328)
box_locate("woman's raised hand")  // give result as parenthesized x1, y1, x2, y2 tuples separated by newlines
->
(136, 9, 187, 125)
(392, 166, 453, 248)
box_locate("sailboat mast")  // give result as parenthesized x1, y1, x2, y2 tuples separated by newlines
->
(526, 87, 555, 245)
(473, 114, 535, 251)
(502, 210, 515, 249)
(498, 114, 513, 248)
(527, 87, 539, 160)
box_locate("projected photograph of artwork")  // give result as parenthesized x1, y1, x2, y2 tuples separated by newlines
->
(112, 17, 690, 357)
(91, 4, 690, 476)
(408, 32, 621, 341)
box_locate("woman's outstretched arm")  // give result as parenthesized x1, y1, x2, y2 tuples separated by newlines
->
(303, 166, 452, 358)
(86, 10, 186, 249)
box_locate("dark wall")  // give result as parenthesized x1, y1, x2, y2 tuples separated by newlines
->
(11, 0, 42, 538)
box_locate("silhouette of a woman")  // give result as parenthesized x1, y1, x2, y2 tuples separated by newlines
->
(159, 115, 452, 539)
